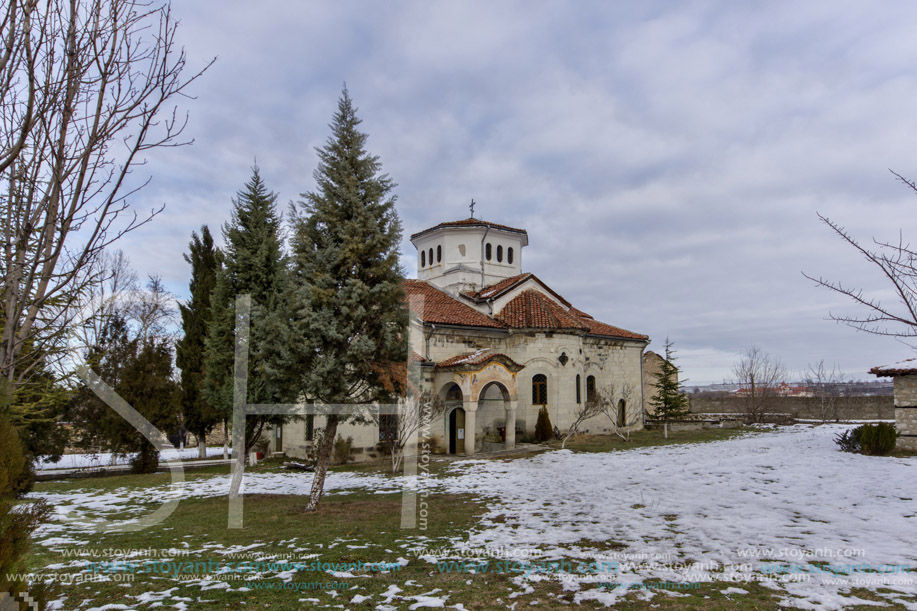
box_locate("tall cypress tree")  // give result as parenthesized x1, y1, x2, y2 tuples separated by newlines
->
(285, 88, 407, 512)
(203, 168, 289, 452)
(177, 226, 222, 458)
(649, 338, 690, 438)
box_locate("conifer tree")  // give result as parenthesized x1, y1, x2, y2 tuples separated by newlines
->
(203, 168, 289, 452)
(177, 226, 222, 458)
(649, 338, 690, 438)
(284, 89, 407, 512)
(69, 311, 180, 473)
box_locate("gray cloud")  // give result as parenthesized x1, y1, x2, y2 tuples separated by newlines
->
(115, 0, 917, 383)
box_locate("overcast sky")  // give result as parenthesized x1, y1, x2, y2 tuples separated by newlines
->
(118, 1, 917, 384)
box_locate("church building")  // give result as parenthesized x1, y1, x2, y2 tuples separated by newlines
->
(278, 217, 650, 458)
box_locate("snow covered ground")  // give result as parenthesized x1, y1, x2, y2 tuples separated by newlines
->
(36, 448, 227, 471)
(29, 424, 917, 609)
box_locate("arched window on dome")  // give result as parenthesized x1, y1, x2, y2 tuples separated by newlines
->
(485, 243, 492, 261)
(436, 245, 442, 263)
(421, 250, 425, 267)
(496, 245, 503, 262)
(507, 247, 514, 264)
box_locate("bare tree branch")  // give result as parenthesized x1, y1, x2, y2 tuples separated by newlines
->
(0, 0, 215, 394)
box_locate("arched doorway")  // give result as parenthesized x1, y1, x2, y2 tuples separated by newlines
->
(449, 407, 466, 454)
(441, 383, 465, 454)
(617, 399, 627, 428)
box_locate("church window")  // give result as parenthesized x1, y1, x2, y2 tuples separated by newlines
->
(575, 374, 581, 404)
(437, 245, 442, 263)
(532, 374, 547, 405)
(429, 248, 434, 266)
(617, 400, 627, 428)
(586, 375, 596, 403)
(497, 245, 503, 262)
(305, 414, 314, 441)
(421, 251, 425, 267)
(485, 243, 492, 260)
(508, 247, 514, 264)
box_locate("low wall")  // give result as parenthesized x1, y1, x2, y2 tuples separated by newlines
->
(688, 395, 894, 420)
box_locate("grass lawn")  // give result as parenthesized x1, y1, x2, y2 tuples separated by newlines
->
(545, 425, 756, 453)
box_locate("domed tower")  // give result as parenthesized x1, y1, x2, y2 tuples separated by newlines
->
(410, 218, 528, 295)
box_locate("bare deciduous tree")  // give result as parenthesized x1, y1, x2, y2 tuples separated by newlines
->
(803, 360, 847, 423)
(732, 346, 786, 423)
(376, 391, 445, 473)
(0, 0, 213, 396)
(560, 393, 607, 449)
(803, 171, 917, 340)
(568, 381, 640, 444)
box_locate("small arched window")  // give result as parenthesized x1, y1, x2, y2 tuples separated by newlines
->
(575, 374, 581, 404)
(532, 374, 547, 405)
(617, 399, 626, 428)
(507, 247, 514, 264)
(496, 245, 503, 262)
(586, 375, 596, 404)
(421, 250, 426, 267)
(485, 243, 492, 261)
(436, 245, 442, 263)
(428, 248, 434, 266)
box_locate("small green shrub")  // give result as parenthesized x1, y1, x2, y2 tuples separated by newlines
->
(333, 435, 354, 465)
(859, 422, 897, 456)
(535, 406, 553, 442)
(835, 423, 897, 456)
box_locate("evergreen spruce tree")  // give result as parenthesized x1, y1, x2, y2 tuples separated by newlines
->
(284, 88, 407, 512)
(203, 168, 289, 452)
(649, 338, 690, 438)
(177, 226, 222, 458)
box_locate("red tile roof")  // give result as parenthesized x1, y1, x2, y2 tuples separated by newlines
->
(404, 280, 504, 329)
(496, 290, 590, 331)
(464, 273, 571, 307)
(578, 317, 648, 341)
(870, 358, 917, 377)
(404, 279, 647, 341)
(435, 349, 523, 371)
(410, 218, 527, 240)
(464, 273, 532, 300)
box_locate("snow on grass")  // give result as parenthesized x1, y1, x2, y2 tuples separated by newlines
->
(28, 424, 917, 609)
(437, 423, 917, 609)
(31, 470, 404, 540)
(36, 447, 227, 471)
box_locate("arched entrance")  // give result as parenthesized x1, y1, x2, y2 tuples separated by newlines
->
(448, 407, 466, 454)
(441, 383, 465, 454)
(478, 381, 511, 446)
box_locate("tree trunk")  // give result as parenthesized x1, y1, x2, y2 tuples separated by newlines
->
(223, 420, 229, 460)
(198, 437, 207, 459)
(305, 414, 339, 512)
